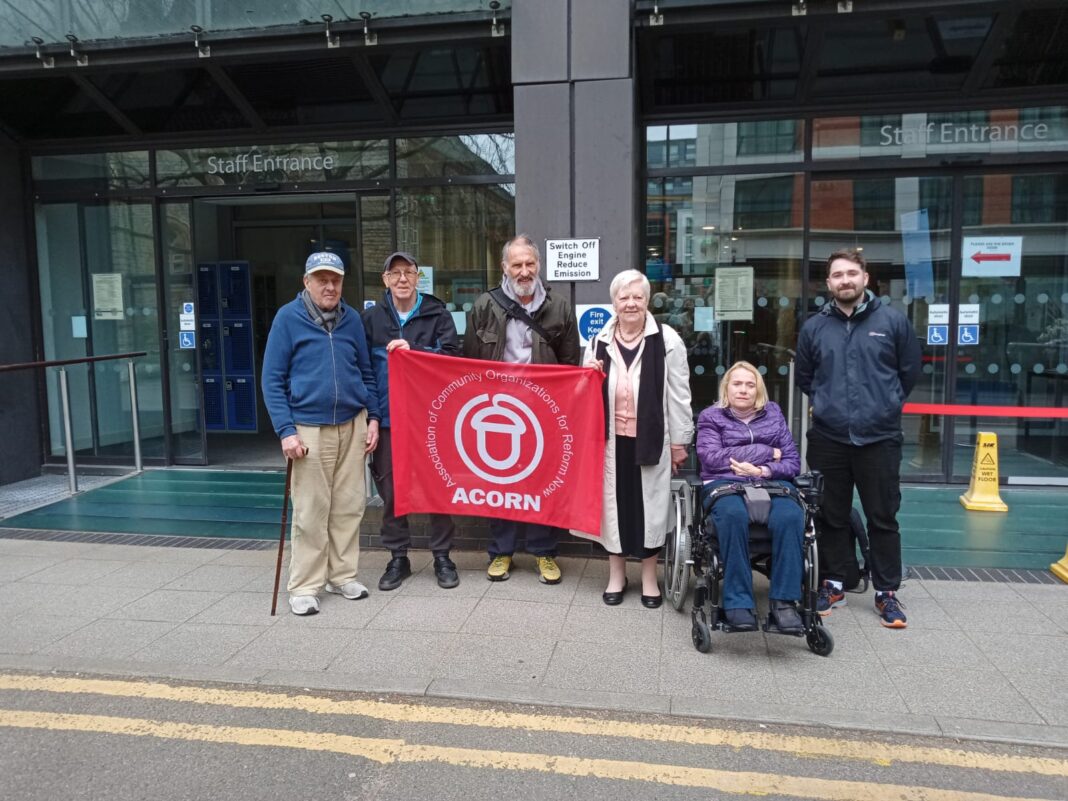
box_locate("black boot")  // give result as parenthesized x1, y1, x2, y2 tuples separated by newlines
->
(378, 555, 412, 591)
(433, 554, 459, 589)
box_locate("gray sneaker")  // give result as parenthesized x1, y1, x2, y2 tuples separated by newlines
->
(289, 595, 320, 616)
(325, 580, 369, 600)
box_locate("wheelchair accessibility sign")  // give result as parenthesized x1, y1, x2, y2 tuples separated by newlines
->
(958, 324, 979, 346)
(927, 325, 948, 346)
(179, 331, 196, 350)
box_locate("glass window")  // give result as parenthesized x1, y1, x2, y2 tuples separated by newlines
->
(986, 7, 1068, 89)
(393, 184, 515, 325)
(89, 69, 250, 134)
(397, 134, 515, 178)
(646, 173, 805, 415)
(32, 151, 150, 190)
(956, 171, 1068, 480)
(812, 13, 992, 97)
(156, 140, 389, 188)
(809, 176, 952, 478)
(35, 201, 164, 460)
(647, 121, 803, 169)
(815, 107, 1068, 160)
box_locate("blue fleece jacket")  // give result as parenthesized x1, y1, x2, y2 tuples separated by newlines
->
(261, 295, 380, 440)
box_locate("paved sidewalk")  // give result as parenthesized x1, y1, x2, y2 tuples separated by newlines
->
(2, 534, 1067, 749)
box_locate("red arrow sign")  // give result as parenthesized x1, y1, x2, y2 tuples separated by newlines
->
(971, 251, 1012, 263)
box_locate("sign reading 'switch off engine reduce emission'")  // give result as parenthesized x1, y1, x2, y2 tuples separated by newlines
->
(545, 239, 599, 282)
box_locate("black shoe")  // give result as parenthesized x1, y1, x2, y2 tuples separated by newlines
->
(433, 554, 460, 589)
(378, 555, 411, 591)
(724, 607, 758, 631)
(769, 600, 804, 634)
(602, 578, 627, 606)
(641, 593, 663, 609)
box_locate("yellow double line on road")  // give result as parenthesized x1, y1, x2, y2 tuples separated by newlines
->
(0, 673, 1064, 801)
(0, 709, 1056, 801)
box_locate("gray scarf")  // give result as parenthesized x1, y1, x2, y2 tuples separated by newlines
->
(301, 289, 341, 332)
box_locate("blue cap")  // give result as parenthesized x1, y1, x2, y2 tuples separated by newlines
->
(305, 252, 345, 275)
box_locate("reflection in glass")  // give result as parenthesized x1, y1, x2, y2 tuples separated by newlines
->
(809, 176, 952, 478)
(646, 173, 804, 415)
(955, 172, 1068, 479)
(393, 184, 514, 316)
(397, 134, 515, 178)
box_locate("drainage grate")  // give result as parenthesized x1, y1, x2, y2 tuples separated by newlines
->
(0, 527, 275, 551)
(908, 565, 1059, 584)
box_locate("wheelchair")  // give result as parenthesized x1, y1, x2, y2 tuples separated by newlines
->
(663, 471, 834, 657)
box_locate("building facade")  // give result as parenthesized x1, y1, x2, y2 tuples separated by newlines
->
(0, 0, 1065, 487)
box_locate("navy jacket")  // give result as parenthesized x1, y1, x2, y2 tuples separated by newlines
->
(696, 402, 800, 483)
(795, 294, 921, 446)
(361, 291, 459, 429)
(261, 295, 380, 440)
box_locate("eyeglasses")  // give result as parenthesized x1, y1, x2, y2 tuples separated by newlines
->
(385, 269, 419, 282)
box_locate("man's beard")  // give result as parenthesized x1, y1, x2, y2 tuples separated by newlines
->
(510, 276, 535, 297)
(833, 285, 862, 302)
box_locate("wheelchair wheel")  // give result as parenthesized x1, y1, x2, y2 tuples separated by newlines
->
(691, 617, 712, 653)
(664, 481, 692, 612)
(806, 625, 834, 657)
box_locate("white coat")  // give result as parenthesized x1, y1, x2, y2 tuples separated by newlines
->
(571, 313, 694, 551)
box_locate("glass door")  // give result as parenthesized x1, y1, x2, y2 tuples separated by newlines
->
(160, 200, 206, 464)
(808, 173, 953, 480)
(952, 170, 1068, 482)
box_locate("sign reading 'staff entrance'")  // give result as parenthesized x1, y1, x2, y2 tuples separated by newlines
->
(390, 350, 605, 534)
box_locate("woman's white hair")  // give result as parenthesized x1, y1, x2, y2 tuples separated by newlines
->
(609, 269, 651, 303)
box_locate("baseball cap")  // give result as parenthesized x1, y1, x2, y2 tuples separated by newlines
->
(382, 251, 418, 273)
(305, 252, 345, 275)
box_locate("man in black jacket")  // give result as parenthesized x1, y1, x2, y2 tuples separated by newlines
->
(362, 251, 461, 591)
(796, 248, 921, 629)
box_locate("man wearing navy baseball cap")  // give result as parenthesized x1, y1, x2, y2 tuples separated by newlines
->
(262, 251, 381, 616)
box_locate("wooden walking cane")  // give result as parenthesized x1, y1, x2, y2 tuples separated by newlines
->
(270, 459, 294, 616)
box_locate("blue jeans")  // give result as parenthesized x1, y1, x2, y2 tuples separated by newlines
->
(704, 481, 805, 609)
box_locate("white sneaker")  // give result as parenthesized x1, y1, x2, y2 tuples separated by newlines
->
(325, 580, 369, 600)
(289, 595, 320, 616)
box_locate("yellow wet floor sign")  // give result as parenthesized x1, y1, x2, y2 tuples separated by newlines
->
(959, 432, 1008, 512)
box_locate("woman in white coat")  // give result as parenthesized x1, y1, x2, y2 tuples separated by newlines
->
(573, 269, 693, 607)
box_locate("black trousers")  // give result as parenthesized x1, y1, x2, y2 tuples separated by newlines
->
(806, 432, 903, 592)
(369, 428, 456, 556)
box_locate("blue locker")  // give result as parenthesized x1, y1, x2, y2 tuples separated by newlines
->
(197, 263, 218, 317)
(226, 377, 258, 431)
(223, 320, 254, 374)
(199, 320, 220, 373)
(202, 374, 225, 431)
(220, 261, 251, 318)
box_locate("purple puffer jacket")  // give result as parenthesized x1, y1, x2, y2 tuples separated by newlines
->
(696, 401, 800, 483)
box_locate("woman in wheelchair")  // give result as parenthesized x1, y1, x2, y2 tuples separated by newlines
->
(696, 361, 805, 635)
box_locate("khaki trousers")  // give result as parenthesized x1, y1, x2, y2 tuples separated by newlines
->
(288, 412, 367, 596)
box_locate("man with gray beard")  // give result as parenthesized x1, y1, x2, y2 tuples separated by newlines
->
(464, 234, 580, 584)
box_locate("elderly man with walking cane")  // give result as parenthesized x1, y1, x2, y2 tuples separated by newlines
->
(262, 251, 380, 616)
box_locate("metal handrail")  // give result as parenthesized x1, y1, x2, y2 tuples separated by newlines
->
(0, 351, 148, 494)
(0, 351, 147, 373)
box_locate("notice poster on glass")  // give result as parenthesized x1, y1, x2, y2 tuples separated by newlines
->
(714, 266, 754, 321)
(92, 273, 124, 320)
(901, 209, 935, 299)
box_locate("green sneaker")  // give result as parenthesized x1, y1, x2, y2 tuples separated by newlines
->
(536, 555, 562, 585)
(487, 554, 512, 581)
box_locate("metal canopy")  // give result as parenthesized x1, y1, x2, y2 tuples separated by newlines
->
(636, 0, 1068, 118)
(0, 13, 512, 145)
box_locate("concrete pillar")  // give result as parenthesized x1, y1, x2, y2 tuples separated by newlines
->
(0, 140, 42, 484)
(512, 0, 636, 303)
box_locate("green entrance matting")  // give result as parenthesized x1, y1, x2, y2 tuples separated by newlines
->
(0, 471, 1065, 570)
(0, 470, 289, 540)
